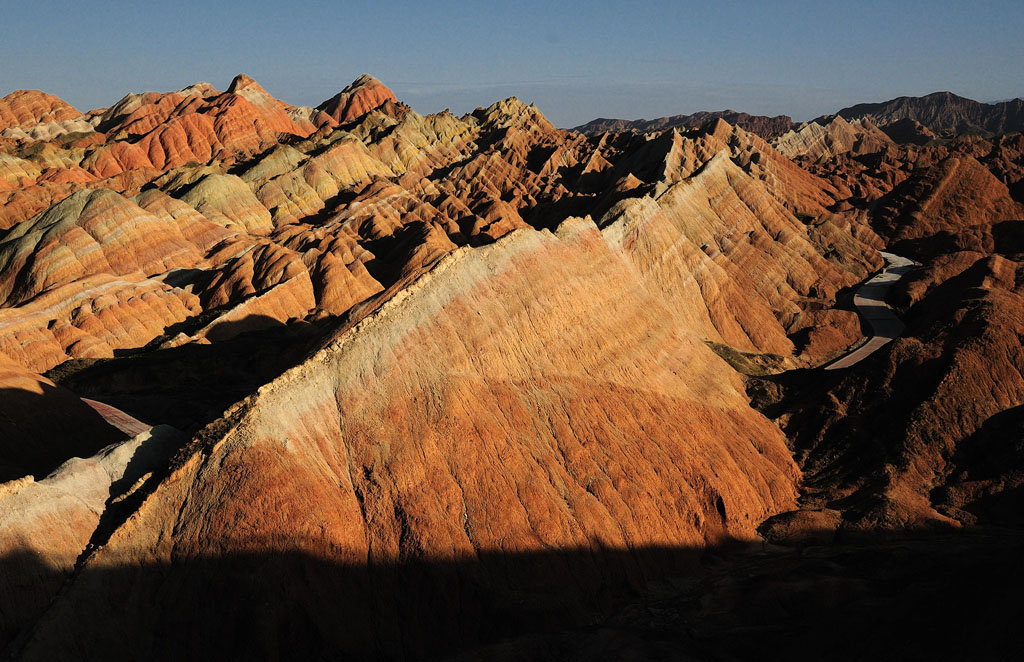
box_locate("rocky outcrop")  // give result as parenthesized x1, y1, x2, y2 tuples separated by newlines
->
(0, 425, 181, 646)
(0, 352, 127, 481)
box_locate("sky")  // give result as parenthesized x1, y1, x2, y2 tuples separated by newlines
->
(2, 0, 1022, 128)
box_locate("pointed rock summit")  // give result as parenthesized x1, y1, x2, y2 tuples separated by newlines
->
(473, 96, 554, 132)
(315, 73, 397, 123)
(226, 73, 267, 95)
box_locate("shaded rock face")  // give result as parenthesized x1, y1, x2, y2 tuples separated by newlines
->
(752, 252, 1024, 532)
(880, 117, 937, 145)
(0, 352, 125, 481)
(0, 425, 181, 648)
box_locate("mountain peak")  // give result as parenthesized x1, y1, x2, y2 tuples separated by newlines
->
(351, 73, 383, 87)
(315, 74, 397, 123)
(227, 73, 264, 94)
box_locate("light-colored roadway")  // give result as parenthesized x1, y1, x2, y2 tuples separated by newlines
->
(824, 251, 916, 371)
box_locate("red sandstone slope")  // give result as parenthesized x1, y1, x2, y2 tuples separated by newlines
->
(872, 154, 1024, 257)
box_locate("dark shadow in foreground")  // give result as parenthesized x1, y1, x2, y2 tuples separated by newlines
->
(2, 528, 1022, 661)
(0, 383, 125, 482)
(44, 315, 338, 436)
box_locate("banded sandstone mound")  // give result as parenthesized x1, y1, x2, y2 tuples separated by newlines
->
(315, 73, 397, 124)
(773, 115, 894, 161)
(0, 90, 81, 134)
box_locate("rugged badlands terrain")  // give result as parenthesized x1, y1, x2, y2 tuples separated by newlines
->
(0, 77, 1022, 660)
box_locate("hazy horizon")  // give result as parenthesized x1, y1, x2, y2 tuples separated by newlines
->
(2, 0, 1022, 128)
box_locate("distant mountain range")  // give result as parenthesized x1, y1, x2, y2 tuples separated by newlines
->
(827, 91, 1024, 136)
(574, 110, 795, 139)
(575, 91, 1024, 138)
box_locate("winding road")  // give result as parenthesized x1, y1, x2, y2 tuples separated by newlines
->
(824, 251, 917, 371)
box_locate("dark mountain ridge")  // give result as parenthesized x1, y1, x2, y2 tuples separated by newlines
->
(827, 91, 1024, 136)
(574, 110, 795, 139)
(577, 91, 1024, 140)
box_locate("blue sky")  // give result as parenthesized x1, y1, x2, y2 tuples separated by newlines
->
(2, 0, 1022, 127)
